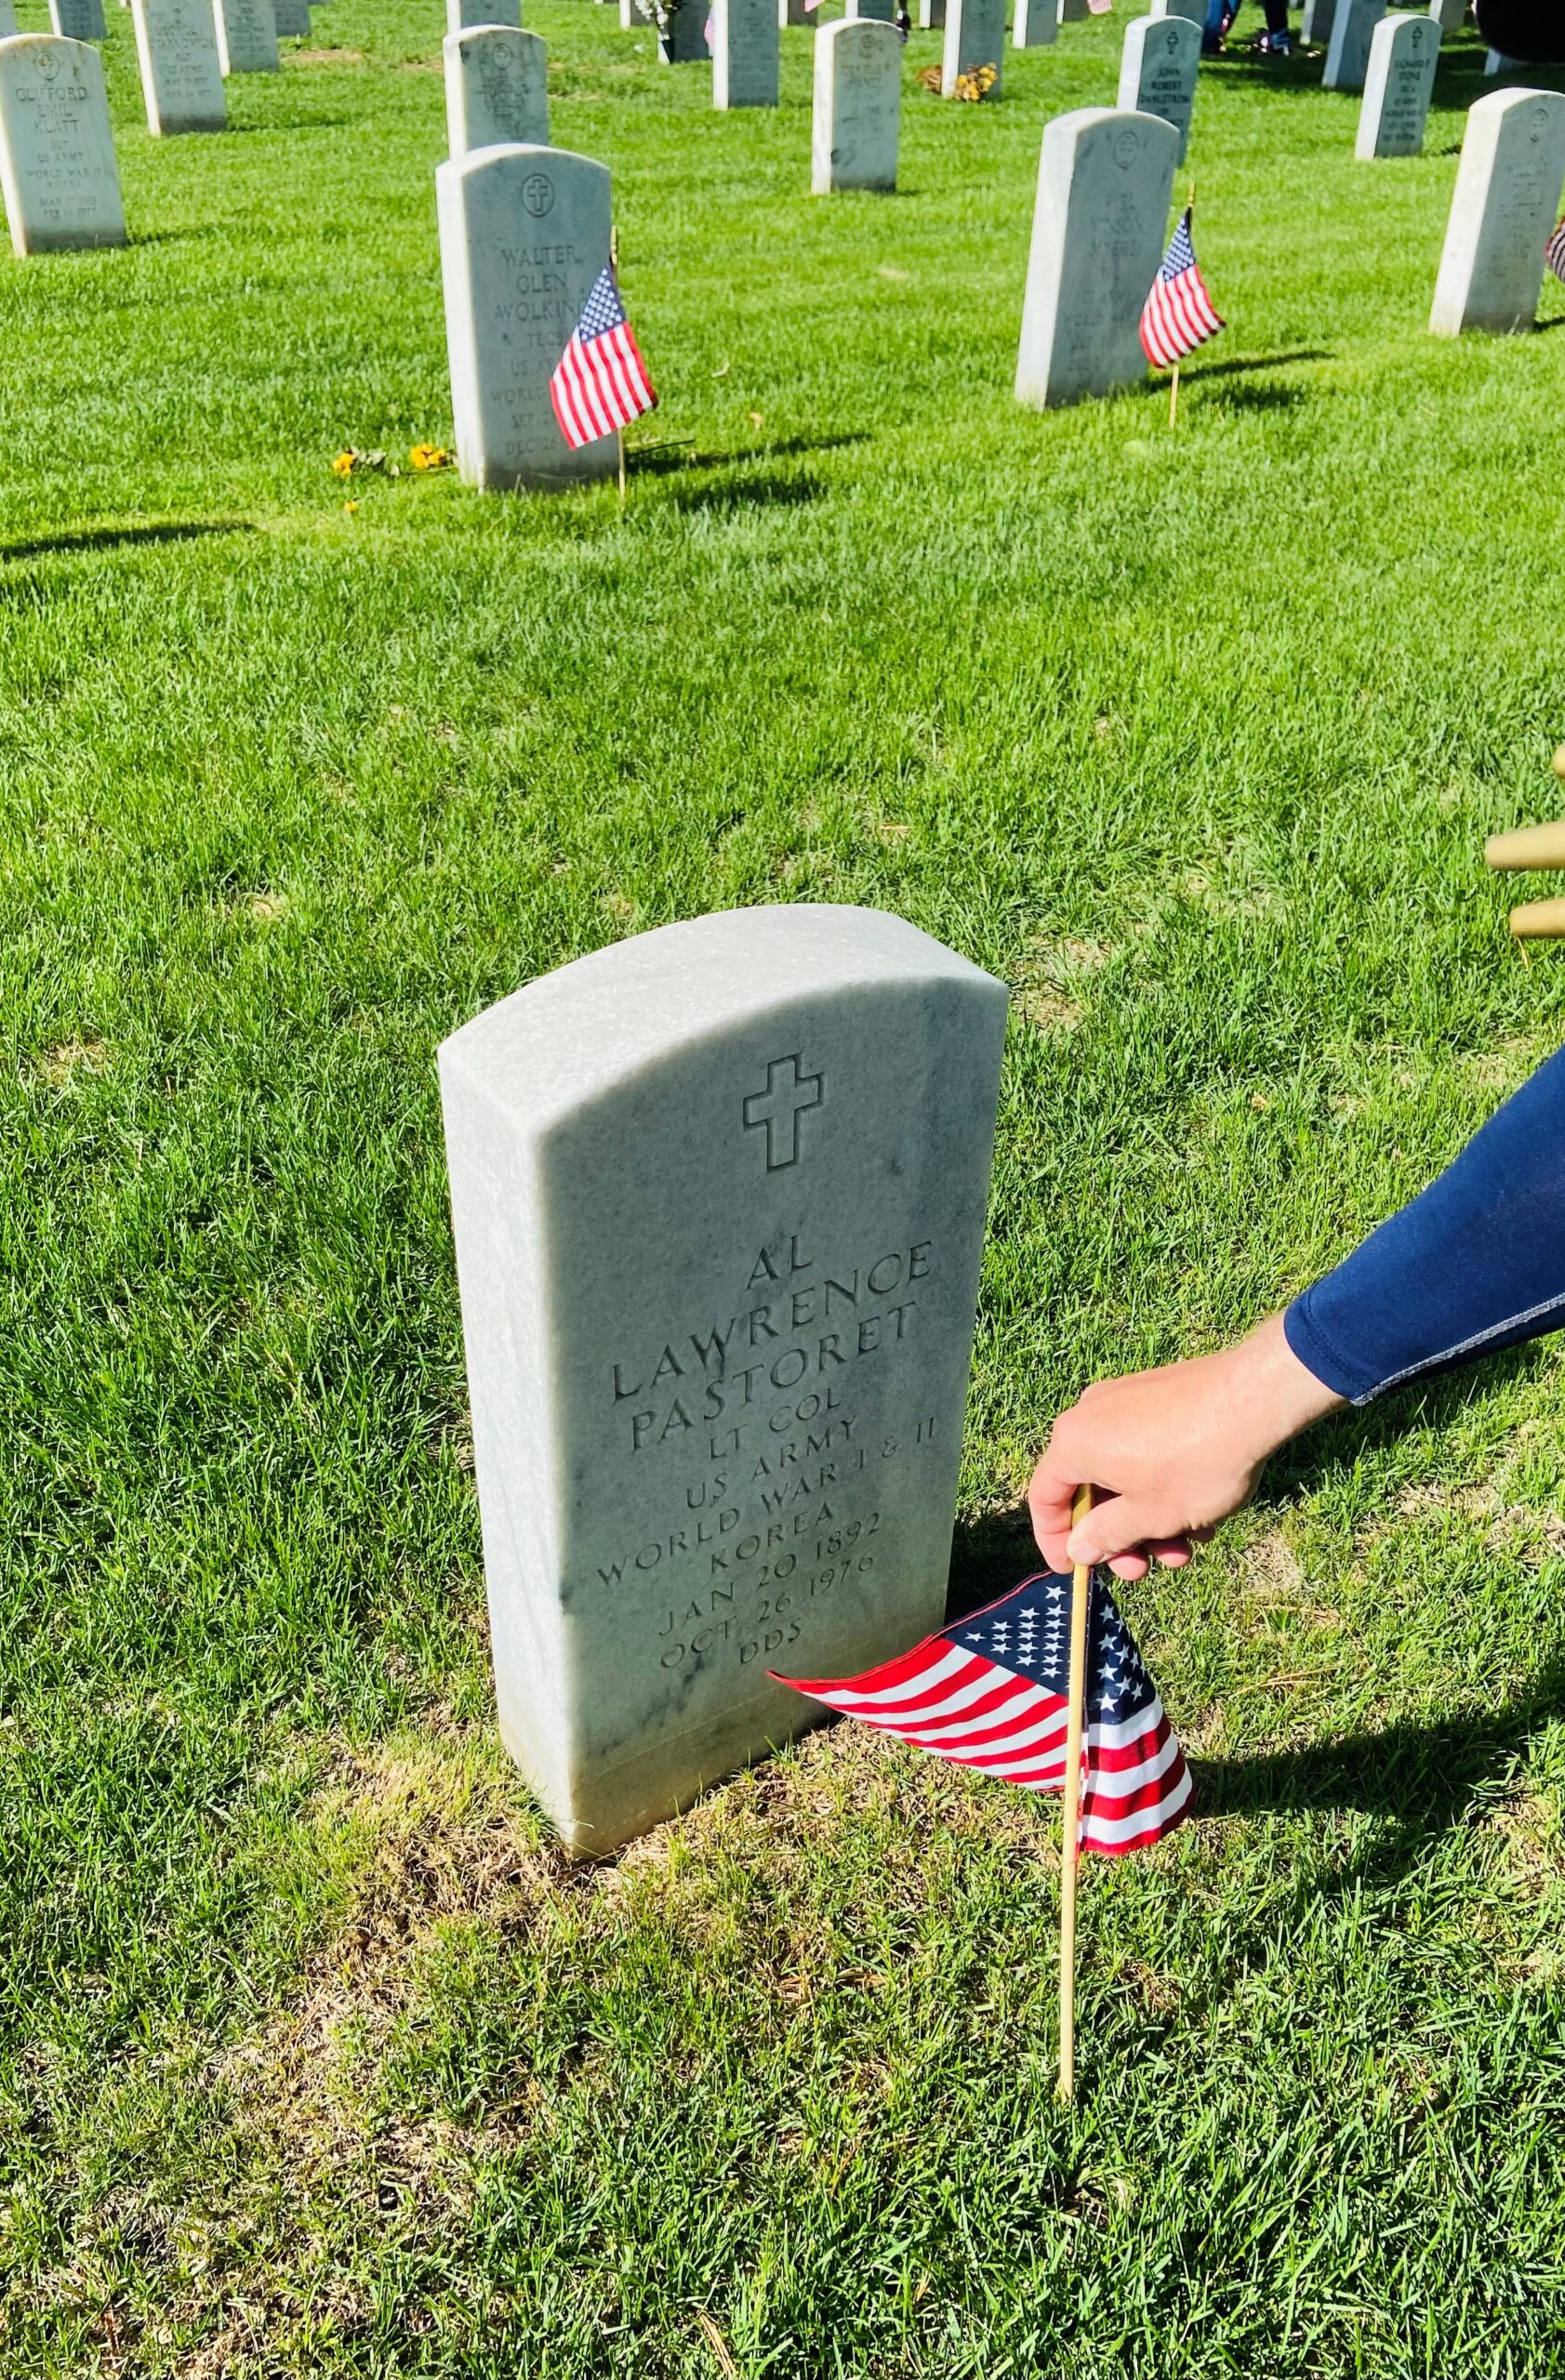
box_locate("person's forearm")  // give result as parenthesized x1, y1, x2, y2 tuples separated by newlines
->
(1284, 1044, 1565, 1404)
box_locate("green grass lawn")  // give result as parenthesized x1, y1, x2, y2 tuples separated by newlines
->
(5, 0, 1565, 2370)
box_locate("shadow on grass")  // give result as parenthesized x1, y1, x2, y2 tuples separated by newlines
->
(627, 430, 870, 478)
(1180, 347, 1332, 385)
(0, 520, 255, 562)
(659, 471, 827, 514)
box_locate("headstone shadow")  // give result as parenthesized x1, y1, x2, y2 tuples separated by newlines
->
(0, 519, 254, 563)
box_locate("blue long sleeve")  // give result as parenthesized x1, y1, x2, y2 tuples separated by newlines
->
(1283, 1045, 1565, 1404)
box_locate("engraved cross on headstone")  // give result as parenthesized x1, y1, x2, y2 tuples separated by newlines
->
(743, 1053, 823, 1170)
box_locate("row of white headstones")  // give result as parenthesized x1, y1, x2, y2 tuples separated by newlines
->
(1, 6, 1560, 455)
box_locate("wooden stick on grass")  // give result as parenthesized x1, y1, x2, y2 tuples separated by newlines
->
(1057, 1479, 1094, 2102)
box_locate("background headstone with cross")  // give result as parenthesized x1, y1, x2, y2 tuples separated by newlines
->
(438, 906, 1008, 1852)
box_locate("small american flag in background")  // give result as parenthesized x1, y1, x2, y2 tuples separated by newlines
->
(549, 265, 657, 450)
(1139, 206, 1225, 370)
(775, 1569, 1192, 1857)
(1546, 212, 1565, 286)
(1086, 0, 1114, 17)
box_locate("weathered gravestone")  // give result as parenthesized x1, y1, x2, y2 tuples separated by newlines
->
(919, 0, 945, 26)
(0, 33, 124, 254)
(48, 0, 107, 42)
(445, 25, 547, 155)
(1014, 0, 1056, 51)
(1483, 46, 1520, 71)
(439, 906, 1008, 1854)
(213, 0, 278, 73)
(657, 0, 709, 59)
(942, 0, 1004, 93)
(1118, 13, 1198, 162)
(779, 0, 814, 22)
(1428, 0, 1463, 27)
(1322, 0, 1384, 88)
(438, 142, 617, 490)
(714, 0, 779, 105)
(1149, 0, 1206, 19)
(1058, 0, 1087, 18)
(448, 0, 520, 25)
(1015, 106, 1178, 406)
(1430, 85, 1565, 332)
(1300, 0, 1336, 44)
(845, 0, 895, 19)
(272, 0, 310, 34)
(1356, 8, 1438, 157)
(0, 1, 18, 32)
(132, 0, 225, 131)
(813, 16, 899, 190)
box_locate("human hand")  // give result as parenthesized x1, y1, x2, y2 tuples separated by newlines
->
(1028, 1312, 1344, 1582)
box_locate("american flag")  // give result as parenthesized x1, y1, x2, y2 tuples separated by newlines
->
(775, 1568, 1192, 1857)
(1547, 212, 1565, 286)
(1139, 207, 1225, 371)
(549, 265, 657, 451)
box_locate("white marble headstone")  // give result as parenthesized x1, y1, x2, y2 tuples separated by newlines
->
(1430, 85, 1565, 333)
(657, 3, 708, 59)
(1322, 0, 1383, 88)
(845, 0, 895, 20)
(714, 0, 779, 105)
(942, 0, 1004, 92)
(0, 33, 125, 255)
(920, 0, 946, 25)
(1428, 0, 1462, 27)
(1118, 13, 1198, 162)
(1014, 0, 1056, 50)
(132, 0, 225, 130)
(0, 3, 15, 34)
(1149, 0, 1206, 20)
(214, 0, 279, 73)
(438, 141, 617, 491)
(444, 25, 548, 155)
(1300, 0, 1335, 46)
(1355, 8, 1437, 157)
(1015, 105, 1179, 407)
(813, 16, 899, 191)
(49, 0, 107, 41)
(780, 0, 815, 21)
(439, 906, 1008, 1854)
(1058, 0, 1088, 20)
(272, 0, 310, 33)
(448, 0, 520, 25)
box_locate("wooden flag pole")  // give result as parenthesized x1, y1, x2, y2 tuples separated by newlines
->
(617, 429, 628, 512)
(611, 221, 628, 513)
(1057, 1479, 1094, 2102)
(1168, 363, 1180, 430)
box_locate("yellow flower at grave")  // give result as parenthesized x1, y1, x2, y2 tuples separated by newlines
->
(332, 450, 356, 477)
(409, 443, 455, 472)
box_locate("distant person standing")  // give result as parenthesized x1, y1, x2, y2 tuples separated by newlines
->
(1203, 0, 1291, 52)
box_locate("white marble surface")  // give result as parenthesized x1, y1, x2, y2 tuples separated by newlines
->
(1148, 0, 1205, 20)
(942, 0, 1003, 90)
(1013, 0, 1056, 49)
(48, 0, 106, 42)
(438, 141, 617, 490)
(0, 33, 123, 254)
(1118, 13, 1198, 163)
(1356, 9, 1437, 157)
(214, 0, 278, 73)
(1300, 0, 1335, 44)
(657, 4, 708, 60)
(439, 906, 1008, 1854)
(444, 25, 547, 154)
(1015, 106, 1178, 408)
(272, 0, 310, 33)
(1323, 0, 1383, 89)
(448, 0, 520, 24)
(813, 17, 899, 192)
(1430, 86, 1565, 333)
(0, 3, 15, 34)
(714, 0, 778, 107)
(132, 0, 224, 131)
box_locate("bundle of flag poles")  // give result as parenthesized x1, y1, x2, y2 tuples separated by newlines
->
(775, 1486, 1191, 2099)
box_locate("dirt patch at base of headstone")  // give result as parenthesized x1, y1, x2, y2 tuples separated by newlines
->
(285, 44, 368, 64)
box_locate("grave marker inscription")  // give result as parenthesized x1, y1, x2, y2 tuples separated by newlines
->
(439, 906, 1008, 1853)
(813, 15, 900, 190)
(437, 140, 617, 489)
(714, 0, 780, 106)
(1430, 85, 1565, 332)
(444, 24, 548, 154)
(213, 0, 279, 73)
(132, 0, 225, 130)
(1015, 105, 1179, 406)
(0, 33, 125, 254)
(1355, 8, 1438, 157)
(1117, 13, 1198, 162)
